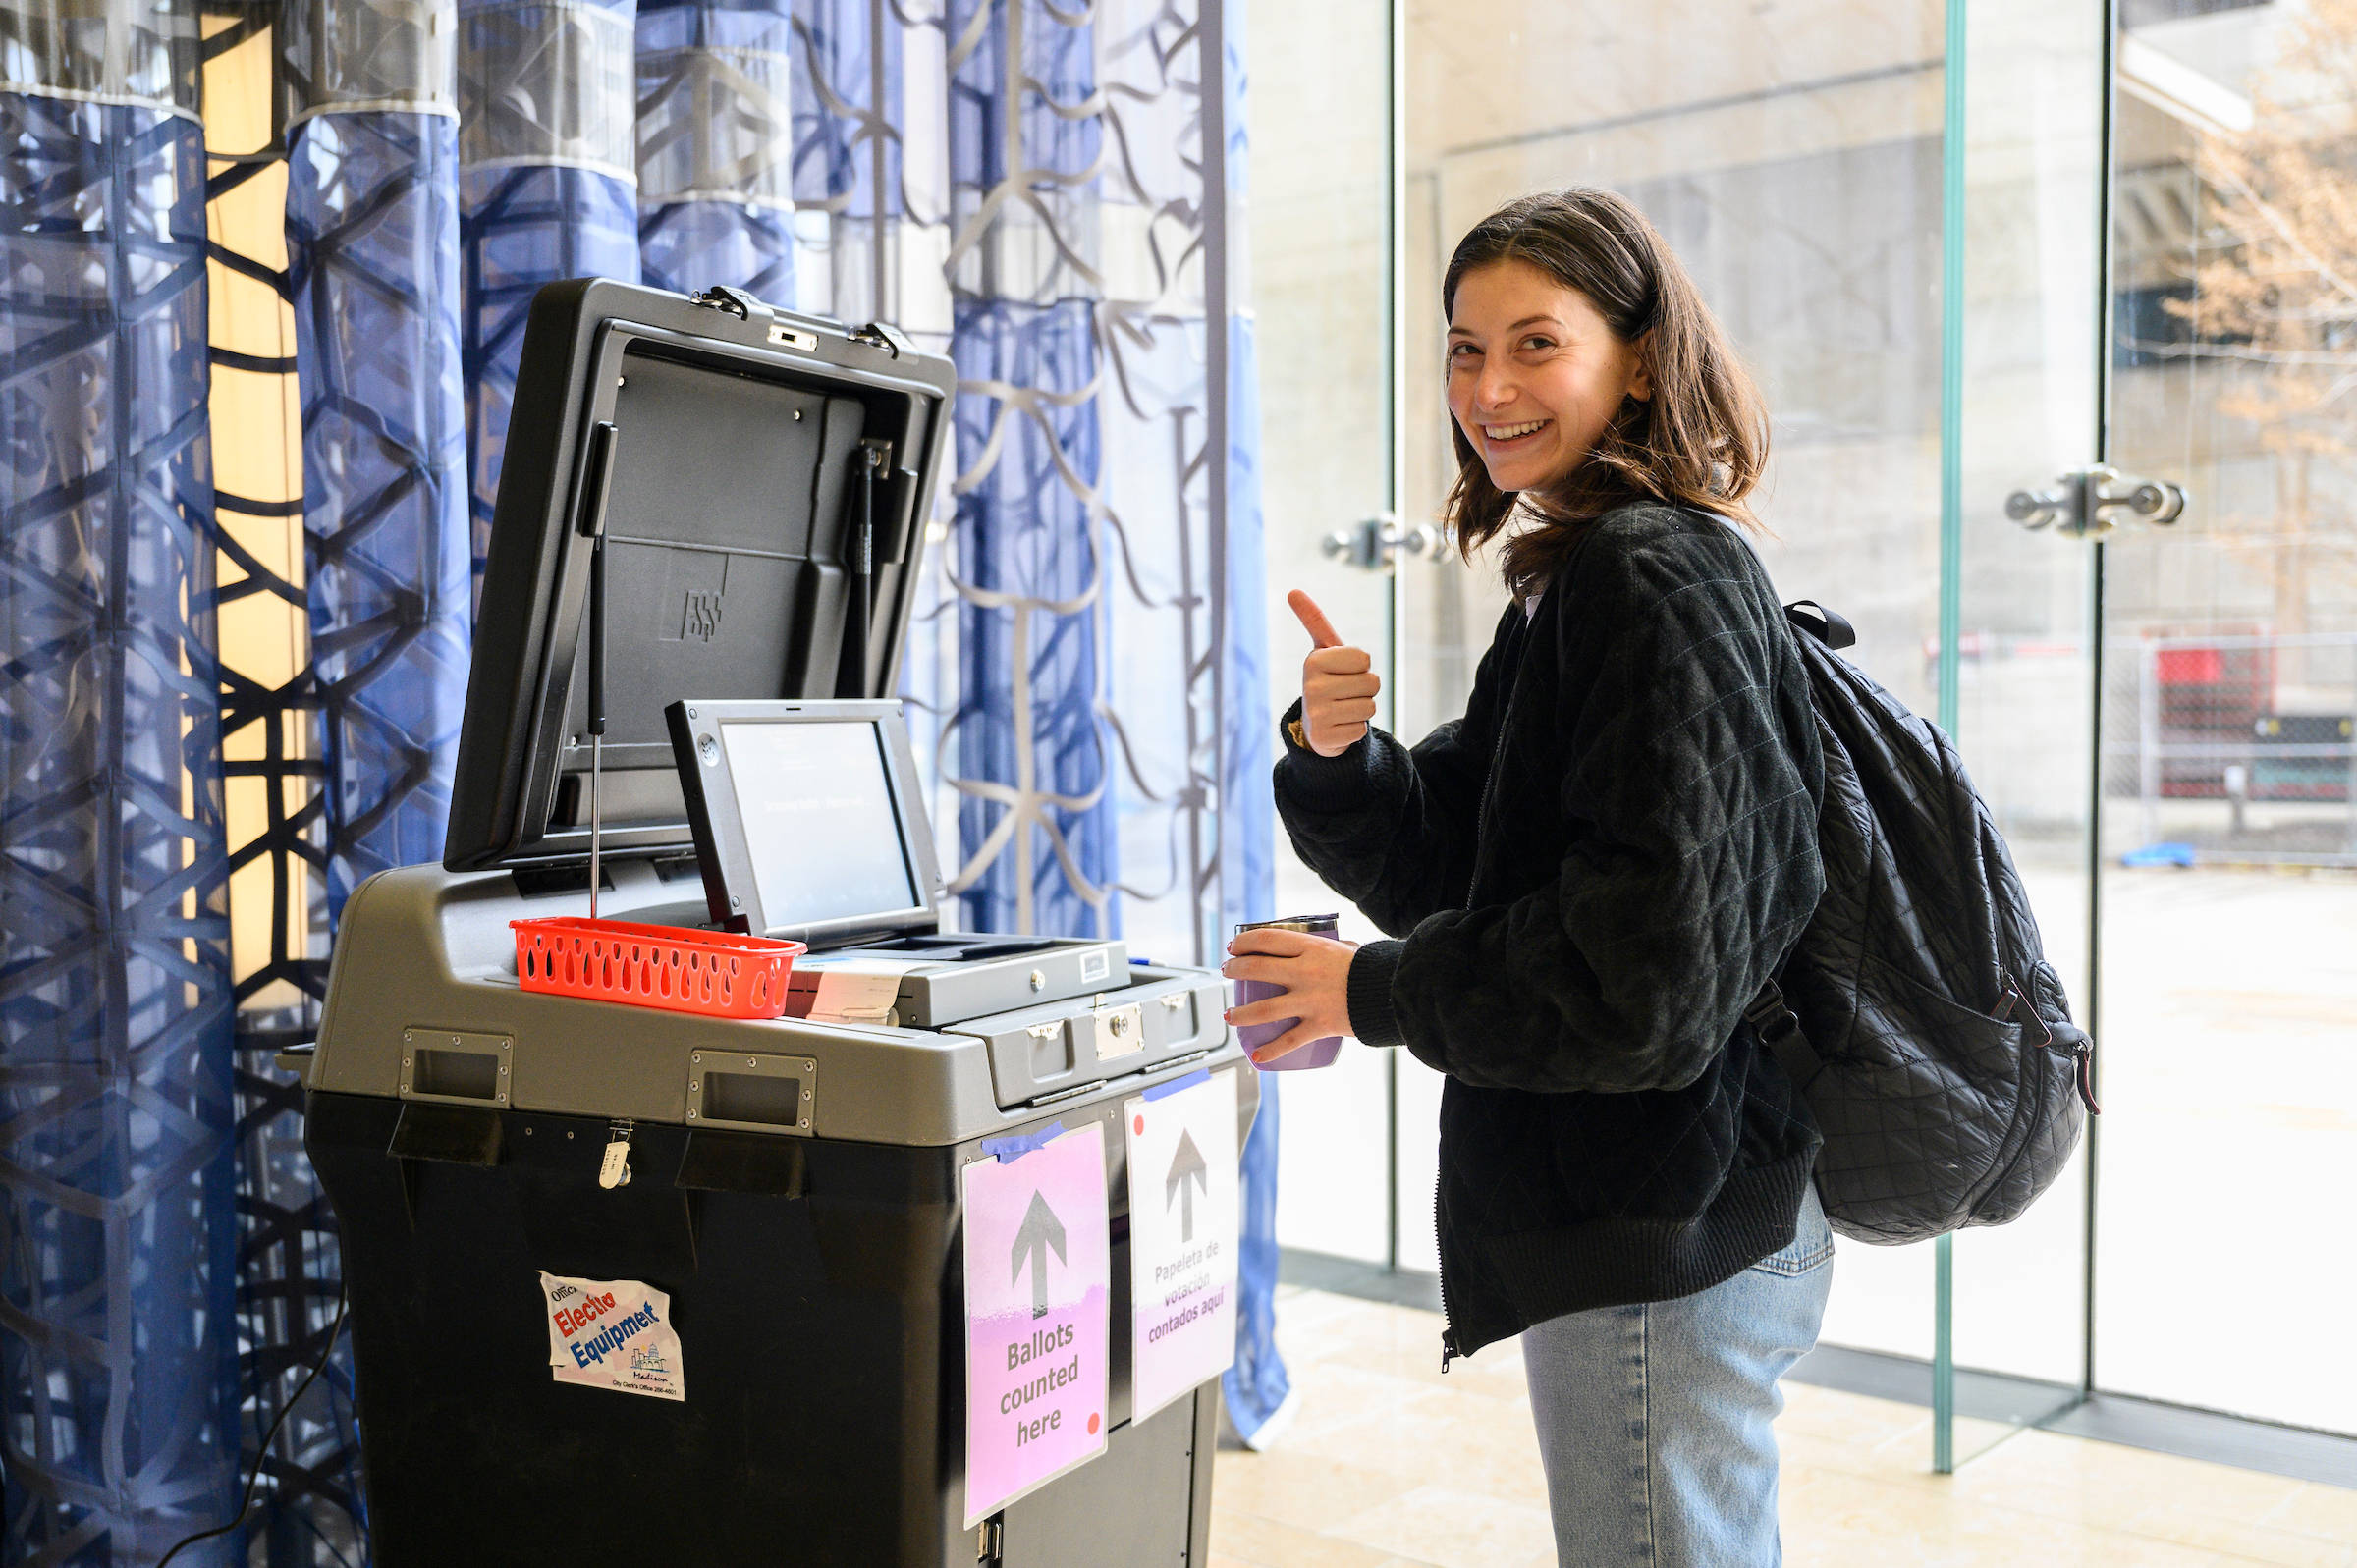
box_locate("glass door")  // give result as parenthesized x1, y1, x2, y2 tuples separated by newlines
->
(2094, 0, 2357, 1436)
(1247, 0, 1406, 1271)
(1945, 0, 2109, 1462)
(1254, 0, 2353, 1463)
(1398, 5, 1978, 1307)
(1394, 0, 2110, 1468)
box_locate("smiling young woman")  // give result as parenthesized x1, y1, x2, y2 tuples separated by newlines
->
(1446, 269, 1654, 500)
(1231, 188, 1832, 1567)
(1442, 187, 1770, 600)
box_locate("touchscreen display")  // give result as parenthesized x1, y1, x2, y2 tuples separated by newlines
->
(719, 720, 920, 929)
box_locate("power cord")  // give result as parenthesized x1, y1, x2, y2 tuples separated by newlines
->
(156, 1283, 352, 1568)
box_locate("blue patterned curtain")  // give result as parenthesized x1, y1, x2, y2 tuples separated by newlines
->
(264, 1, 478, 1558)
(789, 0, 899, 323)
(0, 1, 243, 1559)
(634, 0, 796, 297)
(0, 0, 1269, 1557)
(207, 0, 367, 1543)
(1203, 0, 1283, 1441)
(291, 54, 473, 924)
(1213, 0, 1270, 950)
(940, 0, 1113, 940)
(948, 296, 1112, 934)
(939, 0, 1266, 955)
(458, 0, 641, 600)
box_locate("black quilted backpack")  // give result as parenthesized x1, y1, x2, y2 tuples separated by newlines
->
(1745, 602, 2101, 1246)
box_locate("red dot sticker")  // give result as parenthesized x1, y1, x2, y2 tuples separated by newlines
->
(1087, 1413, 1100, 1434)
(1132, 1115, 1144, 1135)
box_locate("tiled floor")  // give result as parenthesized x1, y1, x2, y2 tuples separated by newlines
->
(1211, 1288, 2357, 1568)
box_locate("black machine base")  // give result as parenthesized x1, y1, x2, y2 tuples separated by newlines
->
(307, 1092, 1218, 1566)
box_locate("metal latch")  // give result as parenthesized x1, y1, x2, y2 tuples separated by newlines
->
(1024, 1021, 1063, 1043)
(1080, 999, 1144, 1061)
(689, 284, 769, 322)
(599, 1119, 634, 1189)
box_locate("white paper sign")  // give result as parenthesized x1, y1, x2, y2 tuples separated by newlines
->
(538, 1271, 685, 1401)
(1123, 1069, 1239, 1422)
(962, 1123, 1111, 1526)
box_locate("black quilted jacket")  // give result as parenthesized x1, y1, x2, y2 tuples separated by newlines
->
(1275, 506, 1828, 1358)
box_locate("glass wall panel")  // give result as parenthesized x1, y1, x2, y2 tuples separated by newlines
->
(1248, 0, 1398, 1266)
(2098, 0, 2357, 1434)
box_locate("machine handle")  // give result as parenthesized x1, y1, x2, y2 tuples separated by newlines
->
(589, 537, 608, 742)
(576, 420, 619, 539)
(839, 442, 885, 696)
(580, 421, 618, 918)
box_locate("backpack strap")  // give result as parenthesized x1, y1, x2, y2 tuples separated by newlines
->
(1783, 600, 1856, 650)
(1742, 979, 1824, 1091)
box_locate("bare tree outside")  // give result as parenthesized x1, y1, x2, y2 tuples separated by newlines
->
(2173, 0, 2357, 648)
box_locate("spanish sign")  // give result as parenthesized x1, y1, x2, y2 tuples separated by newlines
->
(537, 1271, 685, 1401)
(962, 1121, 1110, 1527)
(1124, 1068, 1240, 1422)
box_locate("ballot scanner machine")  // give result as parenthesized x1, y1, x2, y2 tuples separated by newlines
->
(295, 280, 1255, 1567)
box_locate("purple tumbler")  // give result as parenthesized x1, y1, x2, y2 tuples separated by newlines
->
(1233, 914, 1343, 1070)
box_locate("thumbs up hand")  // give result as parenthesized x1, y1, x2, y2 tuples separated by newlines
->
(1288, 590, 1381, 758)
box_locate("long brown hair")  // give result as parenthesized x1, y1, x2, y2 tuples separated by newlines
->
(1443, 188, 1769, 598)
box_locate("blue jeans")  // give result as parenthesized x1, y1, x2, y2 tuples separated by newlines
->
(1521, 1184, 1835, 1567)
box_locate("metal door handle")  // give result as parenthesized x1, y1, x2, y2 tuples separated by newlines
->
(1322, 514, 1443, 571)
(2006, 464, 2187, 537)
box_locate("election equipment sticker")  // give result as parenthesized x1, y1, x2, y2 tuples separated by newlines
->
(961, 1121, 1110, 1527)
(539, 1271, 685, 1401)
(1123, 1068, 1240, 1421)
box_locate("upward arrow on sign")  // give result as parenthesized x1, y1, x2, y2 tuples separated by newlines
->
(1010, 1190, 1067, 1320)
(1165, 1129, 1209, 1244)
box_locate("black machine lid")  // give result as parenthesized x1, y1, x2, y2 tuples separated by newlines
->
(442, 280, 957, 874)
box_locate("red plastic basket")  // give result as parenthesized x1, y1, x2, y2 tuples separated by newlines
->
(512, 917, 805, 1019)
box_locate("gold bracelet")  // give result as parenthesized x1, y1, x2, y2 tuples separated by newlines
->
(1288, 718, 1309, 750)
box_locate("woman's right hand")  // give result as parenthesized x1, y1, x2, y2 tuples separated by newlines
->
(1288, 589, 1381, 758)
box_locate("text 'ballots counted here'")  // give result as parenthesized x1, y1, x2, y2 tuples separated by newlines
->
(961, 1120, 1110, 1526)
(1124, 1068, 1239, 1421)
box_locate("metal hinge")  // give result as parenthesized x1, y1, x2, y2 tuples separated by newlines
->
(850, 319, 914, 358)
(1025, 1078, 1108, 1109)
